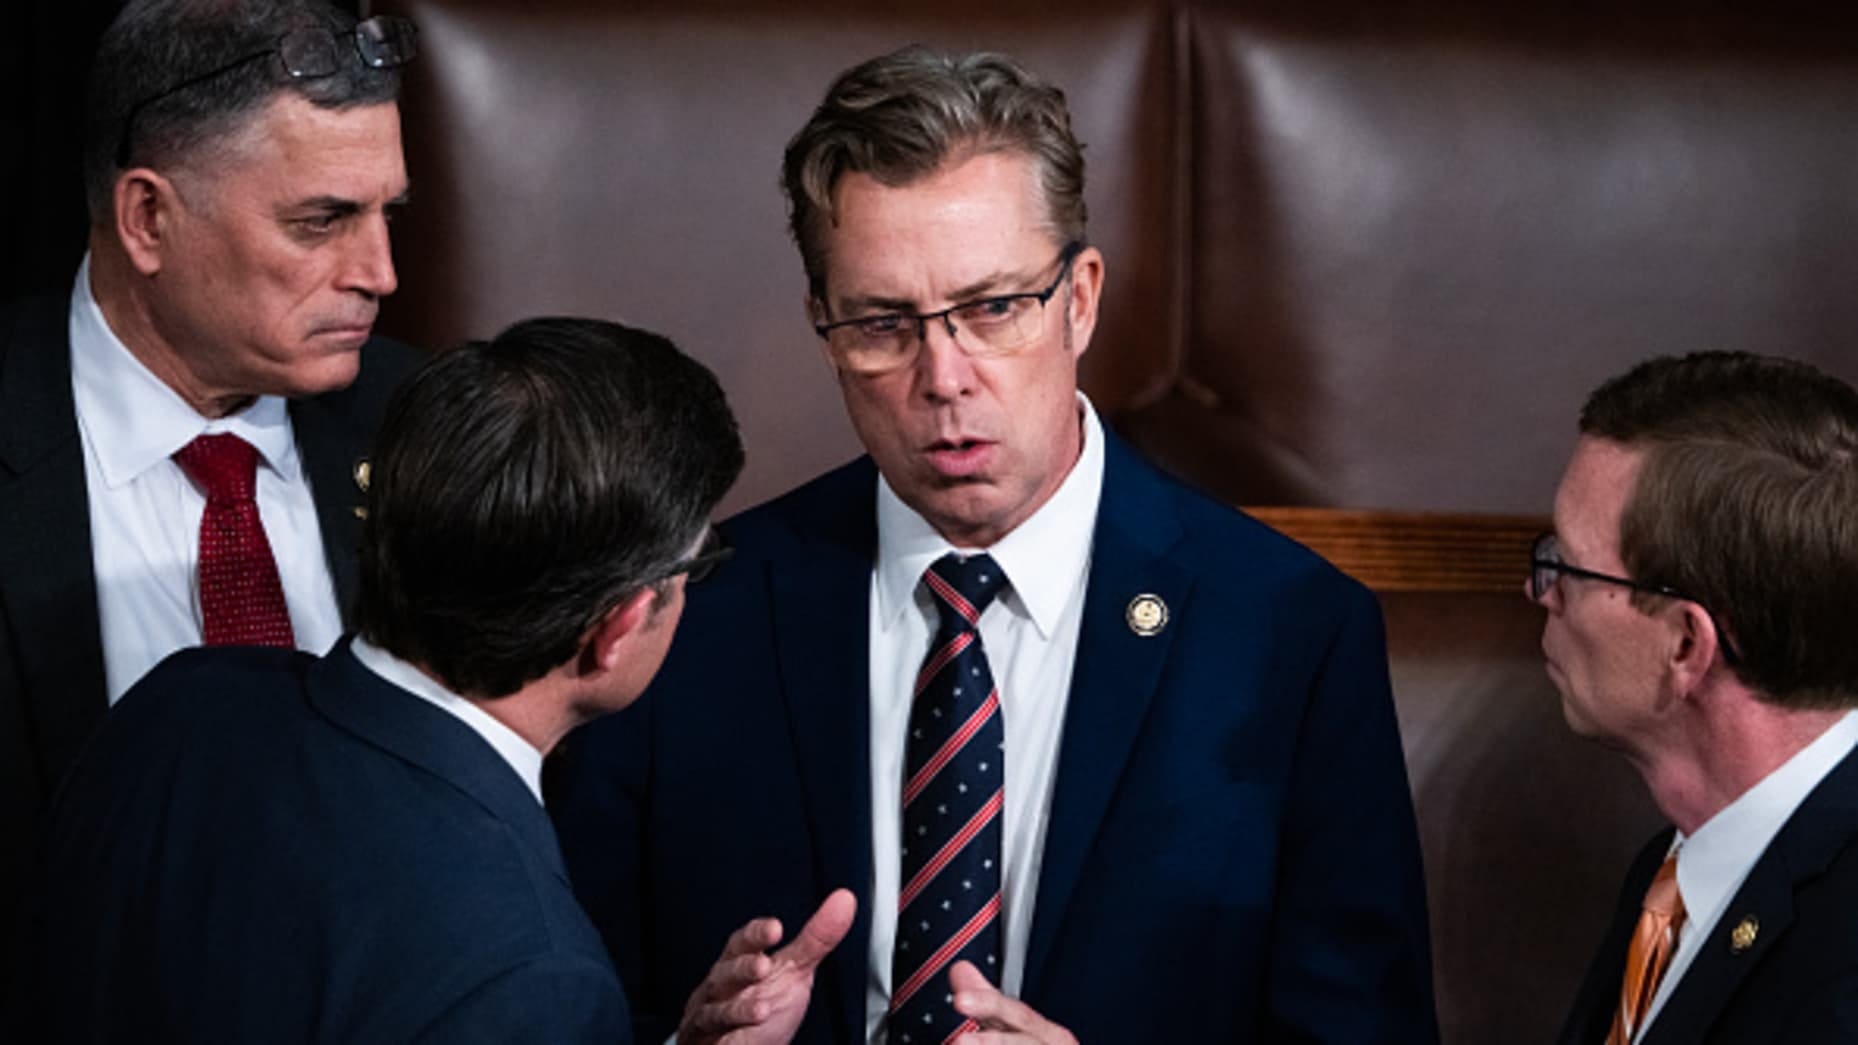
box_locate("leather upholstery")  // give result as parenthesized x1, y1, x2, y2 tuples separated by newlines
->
(372, 2, 1854, 1037)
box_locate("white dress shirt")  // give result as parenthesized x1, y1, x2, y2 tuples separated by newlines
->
(350, 637, 546, 804)
(863, 393, 1106, 1042)
(1638, 710, 1858, 1039)
(68, 256, 344, 703)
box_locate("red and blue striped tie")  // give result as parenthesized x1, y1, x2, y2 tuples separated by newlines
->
(890, 552, 1007, 1045)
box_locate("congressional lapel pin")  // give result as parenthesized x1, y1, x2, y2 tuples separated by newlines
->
(1729, 916, 1759, 954)
(352, 459, 371, 520)
(1126, 594, 1168, 636)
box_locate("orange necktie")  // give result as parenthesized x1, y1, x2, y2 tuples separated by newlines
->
(1608, 854, 1685, 1045)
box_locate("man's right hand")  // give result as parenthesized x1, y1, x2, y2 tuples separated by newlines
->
(677, 888, 857, 1045)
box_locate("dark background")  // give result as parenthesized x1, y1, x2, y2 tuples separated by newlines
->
(1, 1, 364, 301)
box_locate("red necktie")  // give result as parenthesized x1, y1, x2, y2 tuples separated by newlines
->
(172, 433, 296, 648)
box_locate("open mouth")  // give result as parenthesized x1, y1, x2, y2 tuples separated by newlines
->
(923, 437, 994, 477)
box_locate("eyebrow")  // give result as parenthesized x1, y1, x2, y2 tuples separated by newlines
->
(281, 187, 414, 217)
(836, 262, 1044, 315)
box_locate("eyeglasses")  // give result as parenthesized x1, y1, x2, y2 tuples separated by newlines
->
(115, 15, 420, 168)
(1528, 532, 1741, 664)
(813, 241, 1084, 375)
(648, 526, 733, 587)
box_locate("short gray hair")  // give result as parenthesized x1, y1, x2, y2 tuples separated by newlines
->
(782, 46, 1088, 296)
(84, 0, 402, 220)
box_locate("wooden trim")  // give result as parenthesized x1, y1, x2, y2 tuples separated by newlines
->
(1244, 507, 1549, 593)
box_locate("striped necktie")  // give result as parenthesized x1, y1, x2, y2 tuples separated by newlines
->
(889, 552, 1007, 1044)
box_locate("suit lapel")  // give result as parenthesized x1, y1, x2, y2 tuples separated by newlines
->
(289, 381, 372, 624)
(0, 298, 109, 793)
(307, 639, 567, 879)
(1645, 745, 1858, 1045)
(766, 461, 879, 1045)
(1022, 434, 1191, 999)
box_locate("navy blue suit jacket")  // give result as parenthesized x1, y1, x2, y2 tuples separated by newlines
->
(1559, 744, 1858, 1044)
(551, 434, 1437, 1043)
(0, 294, 420, 999)
(33, 642, 629, 1043)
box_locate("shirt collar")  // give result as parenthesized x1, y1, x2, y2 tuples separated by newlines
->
(1674, 710, 1858, 930)
(874, 391, 1105, 639)
(349, 636, 547, 805)
(68, 253, 299, 490)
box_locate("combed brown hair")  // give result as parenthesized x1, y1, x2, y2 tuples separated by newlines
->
(781, 45, 1087, 296)
(1581, 351, 1858, 708)
(355, 318, 743, 698)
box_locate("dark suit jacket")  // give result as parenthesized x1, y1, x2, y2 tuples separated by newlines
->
(550, 434, 1438, 1043)
(31, 641, 630, 1043)
(1560, 744, 1858, 1045)
(0, 294, 417, 998)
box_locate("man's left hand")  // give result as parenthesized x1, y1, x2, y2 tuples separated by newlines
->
(948, 960, 1080, 1045)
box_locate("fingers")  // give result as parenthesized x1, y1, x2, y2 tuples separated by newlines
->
(721, 916, 785, 961)
(948, 958, 994, 994)
(684, 989, 776, 1036)
(949, 961, 1078, 1045)
(773, 887, 857, 971)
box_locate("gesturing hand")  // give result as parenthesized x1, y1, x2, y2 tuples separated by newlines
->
(678, 888, 857, 1045)
(948, 960, 1080, 1045)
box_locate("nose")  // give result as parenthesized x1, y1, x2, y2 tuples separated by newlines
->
(915, 314, 976, 402)
(341, 212, 398, 300)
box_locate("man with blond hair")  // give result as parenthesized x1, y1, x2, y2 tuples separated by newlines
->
(554, 45, 1436, 1045)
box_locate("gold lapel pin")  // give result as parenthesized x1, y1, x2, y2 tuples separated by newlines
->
(1729, 916, 1759, 954)
(1126, 594, 1168, 636)
(352, 459, 372, 519)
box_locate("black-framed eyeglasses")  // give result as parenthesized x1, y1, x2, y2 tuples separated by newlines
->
(649, 526, 733, 587)
(115, 15, 420, 168)
(1529, 532, 1741, 664)
(813, 241, 1085, 375)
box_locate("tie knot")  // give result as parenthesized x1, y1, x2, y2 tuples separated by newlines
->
(174, 433, 259, 503)
(1645, 854, 1684, 920)
(925, 552, 1006, 632)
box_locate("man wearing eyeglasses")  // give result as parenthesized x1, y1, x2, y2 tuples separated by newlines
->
(1530, 352, 1858, 1044)
(551, 46, 1436, 1045)
(0, 0, 420, 1003)
(28, 317, 747, 1042)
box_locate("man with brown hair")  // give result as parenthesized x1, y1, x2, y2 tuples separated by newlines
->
(552, 45, 1435, 1045)
(1535, 351, 1858, 1043)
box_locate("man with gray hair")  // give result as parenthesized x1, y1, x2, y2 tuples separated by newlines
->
(553, 45, 1436, 1044)
(0, 0, 420, 994)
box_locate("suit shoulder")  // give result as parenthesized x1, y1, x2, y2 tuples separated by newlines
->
(721, 457, 876, 557)
(1137, 457, 1373, 612)
(295, 335, 424, 427)
(112, 647, 319, 732)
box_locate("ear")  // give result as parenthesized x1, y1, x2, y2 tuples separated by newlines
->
(579, 585, 660, 678)
(113, 168, 178, 278)
(1668, 600, 1727, 694)
(1064, 245, 1105, 361)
